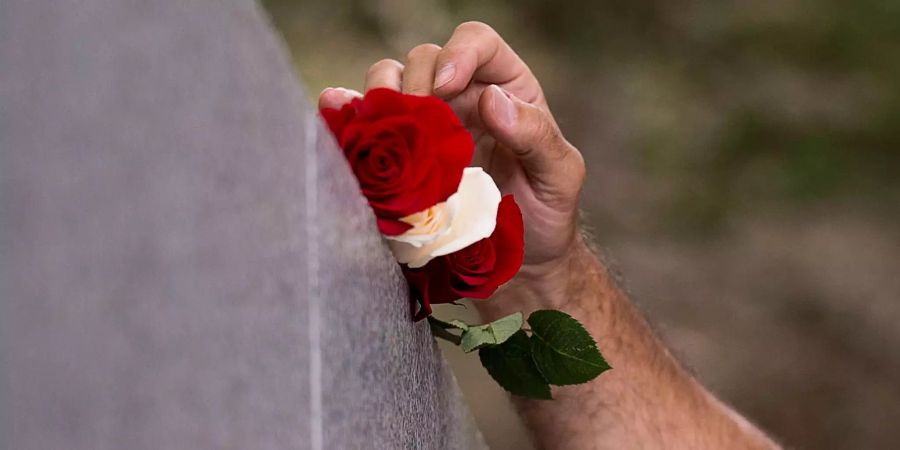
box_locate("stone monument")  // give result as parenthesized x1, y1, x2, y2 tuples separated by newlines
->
(0, 0, 486, 448)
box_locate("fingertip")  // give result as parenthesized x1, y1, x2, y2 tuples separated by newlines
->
(478, 84, 518, 136)
(432, 62, 456, 92)
(318, 87, 335, 110)
(318, 87, 361, 110)
(479, 85, 584, 199)
(478, 84, 569, 164)
(490, 84, 517, 128)
(432, 48, 476, 98)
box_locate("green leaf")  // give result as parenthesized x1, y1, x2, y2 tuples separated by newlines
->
(478, 330, 552, 400)
(527, 310, 610, 386)
(459, 312, 523, 353)
(428, 316, 462, 330)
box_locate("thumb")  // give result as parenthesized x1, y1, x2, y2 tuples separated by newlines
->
(478, 84, 585, 198)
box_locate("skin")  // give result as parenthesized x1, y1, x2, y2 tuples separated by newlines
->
(320, 21, 782, 450)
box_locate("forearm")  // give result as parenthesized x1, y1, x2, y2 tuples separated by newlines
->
(476, 237, 779, 450)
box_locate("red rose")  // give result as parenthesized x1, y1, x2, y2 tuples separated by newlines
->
(404, 195, 525, 320)
(320, 88, 474, 235)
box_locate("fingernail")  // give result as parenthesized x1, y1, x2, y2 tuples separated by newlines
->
(491, 85, 516, 127)
(434, 64, 456, 90)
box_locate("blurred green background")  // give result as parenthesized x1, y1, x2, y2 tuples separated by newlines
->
(262, 1, 900, 448)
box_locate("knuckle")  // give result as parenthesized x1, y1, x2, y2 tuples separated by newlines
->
(435, 45, 461, 62)
(455, 21, 495, 37)
(536, 111, 581, 167)
(535, 113, 562, 148)
(405, 43, 441, 61)
(556, 138, 585, 190)
(570, 151, 587, 185)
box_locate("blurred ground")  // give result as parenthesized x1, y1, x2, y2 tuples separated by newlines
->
(262, 1, 900, 448)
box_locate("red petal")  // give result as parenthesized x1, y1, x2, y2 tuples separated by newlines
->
(325, 88, 476, 238)
(451, 195, 524, 299)
(377, 218, 413, 236)
(484, 195, 525, 285)
(403, 259, 460, 320)
(319, 103, 356, 140)
(356, 88, 412, 119)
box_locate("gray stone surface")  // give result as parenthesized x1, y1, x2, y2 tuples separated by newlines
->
(0, 0, 485, 449)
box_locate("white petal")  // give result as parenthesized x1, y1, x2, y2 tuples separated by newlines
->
(385, 195, 458, 248)
(388, 167, 501, 268)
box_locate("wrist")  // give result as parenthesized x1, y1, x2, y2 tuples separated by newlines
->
(519, 236, 591, 290)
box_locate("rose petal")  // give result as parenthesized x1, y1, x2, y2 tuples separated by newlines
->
(389, 167, 501, 268)
(322, 89, 473, 223)
(378, 218, 414, 236)
(386, 194, 459, 248)
(451, 195, 524, 299)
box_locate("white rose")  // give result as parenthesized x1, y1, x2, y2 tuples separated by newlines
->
(387, 167, 501, 268)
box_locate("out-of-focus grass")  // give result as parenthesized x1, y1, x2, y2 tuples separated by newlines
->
(266, 0, 900, 235)
(262, 1, 900, 448)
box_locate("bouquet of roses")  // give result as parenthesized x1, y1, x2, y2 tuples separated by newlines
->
(321, 88, 608, 399)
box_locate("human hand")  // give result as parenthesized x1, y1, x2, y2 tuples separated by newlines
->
(320, 21, 586, 284)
